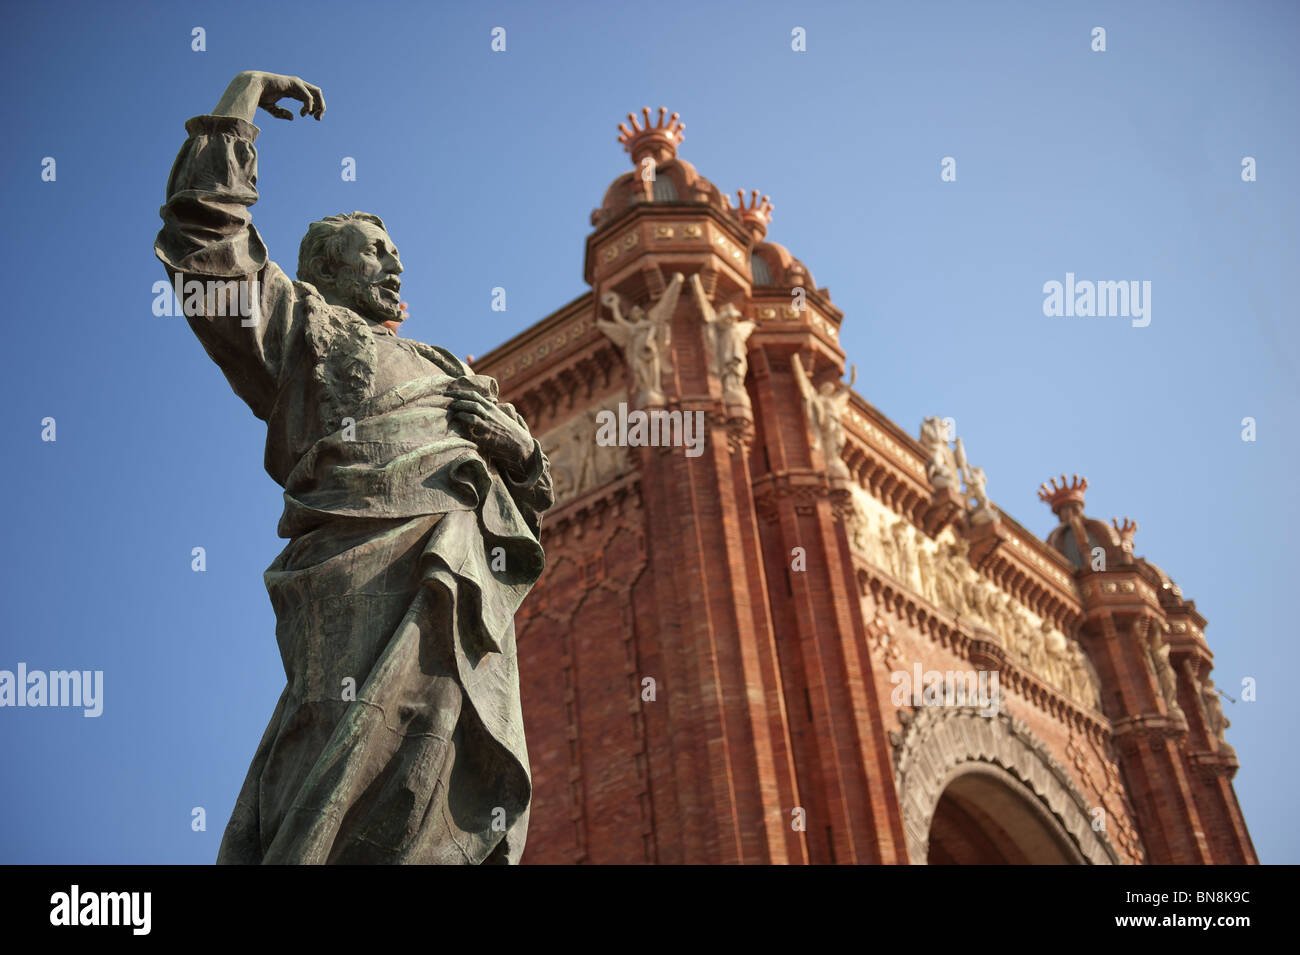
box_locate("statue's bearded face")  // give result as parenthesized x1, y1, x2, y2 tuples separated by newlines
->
(319, 221, 405, 324)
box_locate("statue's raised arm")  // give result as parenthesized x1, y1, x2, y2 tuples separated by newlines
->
(596, 292, 632, 348)
(154, 72, 326, 422)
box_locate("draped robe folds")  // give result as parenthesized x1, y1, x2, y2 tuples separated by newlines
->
(154, 114, 552, 864)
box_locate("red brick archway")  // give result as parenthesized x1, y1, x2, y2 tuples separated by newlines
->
(927, 766, 1084, 864)
(894, 707, 1120, 865)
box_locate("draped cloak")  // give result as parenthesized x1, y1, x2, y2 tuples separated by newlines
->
(155, 114, 552, 864)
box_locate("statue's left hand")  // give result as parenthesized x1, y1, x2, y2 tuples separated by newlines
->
(448, 391, 534, 472)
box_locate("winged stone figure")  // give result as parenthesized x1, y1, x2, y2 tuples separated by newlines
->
(690, 273, 756, 408)
(792, 353, 854, 478)
(598, 273, 685, 407)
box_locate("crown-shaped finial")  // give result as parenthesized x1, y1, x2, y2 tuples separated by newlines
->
(727, 189, 774, 240)
(1037, 473, 1088, 514)
(617, 107, 685, 167)
(1112, 517, 1138, 552)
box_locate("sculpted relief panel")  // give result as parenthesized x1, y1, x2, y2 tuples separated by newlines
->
(538, 392, 634, 507)
(847, 484, 1100, 711)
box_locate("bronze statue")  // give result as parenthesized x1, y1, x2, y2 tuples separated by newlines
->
(155, 71, 553, 864)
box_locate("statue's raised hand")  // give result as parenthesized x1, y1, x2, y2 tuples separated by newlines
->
(214, 71, 325, 124)
(254, 72, 325, 120)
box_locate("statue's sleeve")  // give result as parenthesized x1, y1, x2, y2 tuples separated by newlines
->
(498, 403, 555, 525)
(154, 114, 301, 421)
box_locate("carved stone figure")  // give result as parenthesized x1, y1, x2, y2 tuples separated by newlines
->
(878, 516, 897, 572)
(864, 515, 881, 565)
(938, 538, 980, 618)
(865, 614, 903, 669)
(690, 273, 756, 409)
(540, 401, 632, 505)
(1009, 606, 1032, 652)
(1148, 637, 1184, 719)
(1014, 614, 1035, 662)
(1067, 642, 1101, 709)
(994, 594, 1018, 642)
(845, 486, 879, 563)
(971, 579, 993, 629)
(154, 72, 553, 864)
(933, 555, 958, 610)
(1043, 626, 1070, 683)
(919, 416, 959, 490)
(549, 419, 595, 502)
(1201, 678, 1231, 743)
(792, 354, 854, 478)
(964, 464, 998, 524)
(848, 510, 871, 556)
(1029, 620, 1051, 672)
(890, 519, 916, 588)
(598, 273, 685, 407)
(984, 588, 1003, 631)
(951, 436, 997, 524)
(962, 576, 986, 623)
(914, 531, 937, 602)
(933, 539, 965, 612)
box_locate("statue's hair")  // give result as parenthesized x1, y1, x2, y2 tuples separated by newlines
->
(297, 212, 388, 284)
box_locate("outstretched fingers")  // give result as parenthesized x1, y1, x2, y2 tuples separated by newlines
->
(259, 77, 325, 121)
(299, 80, 325, 119)
(286, 78, 321, 119)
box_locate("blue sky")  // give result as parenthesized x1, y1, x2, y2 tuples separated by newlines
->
(0, 0, 1294, 863)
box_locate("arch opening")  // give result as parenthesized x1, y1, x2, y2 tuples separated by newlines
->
(926, 765, 1084, 865)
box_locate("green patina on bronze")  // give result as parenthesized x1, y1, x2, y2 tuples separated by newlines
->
(155, 72, 552, 864)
